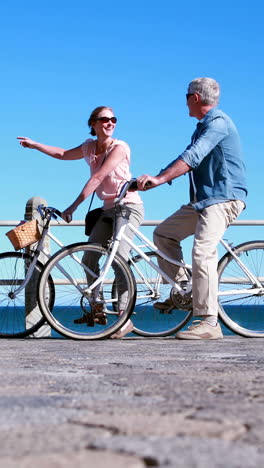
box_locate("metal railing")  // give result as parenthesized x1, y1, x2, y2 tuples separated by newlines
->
(1, 219, 264, 227)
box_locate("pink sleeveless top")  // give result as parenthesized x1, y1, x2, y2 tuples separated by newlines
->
(82, 138, 142, 209)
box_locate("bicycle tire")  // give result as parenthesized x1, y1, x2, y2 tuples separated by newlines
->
(0, 251, 54, 338)
(217, 240, 264, 337)
(38, 242, 136, 340)
(129, 252, 192, 337)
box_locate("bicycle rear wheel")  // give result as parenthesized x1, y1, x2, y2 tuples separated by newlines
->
(38, 242, 136, 340)
(218, 241, 264, 337)
(0, 251, 53, 338)
(129, 252, 192, 337)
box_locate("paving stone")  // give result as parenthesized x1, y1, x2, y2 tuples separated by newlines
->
(0, 337, 264, 467)
(0, 450, 145, 468)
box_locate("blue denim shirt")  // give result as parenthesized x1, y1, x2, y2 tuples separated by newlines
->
(163, 108, 247, 211)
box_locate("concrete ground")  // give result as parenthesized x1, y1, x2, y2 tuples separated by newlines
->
(1, 336, 264, 467)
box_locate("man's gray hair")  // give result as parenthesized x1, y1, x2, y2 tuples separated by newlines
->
(188, 77, 220, 106)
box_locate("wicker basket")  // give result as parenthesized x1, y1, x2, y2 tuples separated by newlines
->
(6, 219, 41, 250)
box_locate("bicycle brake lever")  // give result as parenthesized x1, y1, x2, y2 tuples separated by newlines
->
(128, 179, 152, 190)
(53, 209, 62, 219)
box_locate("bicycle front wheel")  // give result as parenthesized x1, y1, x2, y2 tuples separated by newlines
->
(130, 252, 192, 337)
(0, 251, 53, 338)
(218, 241, 264, 337)
(38, 243, 136, 340)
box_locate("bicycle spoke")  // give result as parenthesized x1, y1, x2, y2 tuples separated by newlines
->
(0, 252, 47, 337)
(218, 241, 264, 337)
(129, 252, 191, 337)
(38, 243, 136, 340)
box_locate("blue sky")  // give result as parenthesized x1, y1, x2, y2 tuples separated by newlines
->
(1, 0, 263, 253)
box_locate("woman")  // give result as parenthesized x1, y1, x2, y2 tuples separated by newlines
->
(17, 106, 144, 338)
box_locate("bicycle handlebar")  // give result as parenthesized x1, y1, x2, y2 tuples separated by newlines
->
(114, 178, 152, 204)
(37, 205, 63, 221)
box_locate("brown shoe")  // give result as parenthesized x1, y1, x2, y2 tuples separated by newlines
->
(175, 320, 223, 340)
(153, 297, 173, 310)
(74, 313, 94, 327)
(74, 314, 90, 324)
(92, 303, 107, 325)
(93, 312, 107, 325)
(74, 303, 107, 326)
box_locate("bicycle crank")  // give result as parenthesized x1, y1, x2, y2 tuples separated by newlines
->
(170, 287, 192, 311)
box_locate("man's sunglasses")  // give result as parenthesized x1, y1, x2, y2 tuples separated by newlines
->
(186, 93, 195, 101)
(96, 117, 117, 124)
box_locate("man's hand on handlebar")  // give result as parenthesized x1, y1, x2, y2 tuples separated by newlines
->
(136, 175, 159, 191)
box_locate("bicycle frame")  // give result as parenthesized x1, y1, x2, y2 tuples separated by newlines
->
(94, 219, 263, 300)
(122, 223, 192, 294)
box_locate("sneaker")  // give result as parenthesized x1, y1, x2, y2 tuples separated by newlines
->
(110, 319, 134, 339)
(175, 320, 223, 340)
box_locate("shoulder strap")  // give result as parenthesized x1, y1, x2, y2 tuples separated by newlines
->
(87, 153, 107, 213)
(87, 191, 95, 212)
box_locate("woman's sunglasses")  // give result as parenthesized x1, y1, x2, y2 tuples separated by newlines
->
(96, 117, 117, 124)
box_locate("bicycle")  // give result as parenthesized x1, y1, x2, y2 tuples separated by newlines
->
(0, 204, 139, 339)
(37, 179, 264, 339)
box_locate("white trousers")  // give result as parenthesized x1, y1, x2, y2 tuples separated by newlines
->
(154, 200, 245, 317)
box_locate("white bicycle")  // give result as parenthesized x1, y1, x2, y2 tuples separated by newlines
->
(37, 179, 264, 339)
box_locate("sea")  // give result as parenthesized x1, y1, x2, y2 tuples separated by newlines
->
(50, 304, 264, 338)
(1, 304, 261, 338)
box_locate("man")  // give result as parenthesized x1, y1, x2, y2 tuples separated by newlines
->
(137, 77, 247, 340)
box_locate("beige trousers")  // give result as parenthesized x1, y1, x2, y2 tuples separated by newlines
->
(153, 200, 245, 317)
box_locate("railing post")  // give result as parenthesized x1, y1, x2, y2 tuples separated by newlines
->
(25, 197, 51, 337)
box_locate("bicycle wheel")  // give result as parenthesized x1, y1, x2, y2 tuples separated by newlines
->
(217, 241, 264, 337)
(129, 252, 192, 337)
(0, 251, 53, 338)
(38, 242, 136, 340)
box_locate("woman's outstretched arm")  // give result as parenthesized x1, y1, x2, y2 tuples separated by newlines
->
(17, 136, 83, 160)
